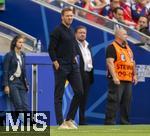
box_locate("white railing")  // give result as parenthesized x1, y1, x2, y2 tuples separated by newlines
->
(32, 0, 150, 51)
(0, 21, 37, 51)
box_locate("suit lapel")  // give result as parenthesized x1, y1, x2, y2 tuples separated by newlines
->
(76, 44, 82, 56)
(12, 51, 18, 62)
(20, 52, 24, 67)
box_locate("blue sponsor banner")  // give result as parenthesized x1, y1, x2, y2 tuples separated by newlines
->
(0, 1, 149, 125)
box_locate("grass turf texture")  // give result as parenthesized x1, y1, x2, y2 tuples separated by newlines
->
(50, 125, 150, 136)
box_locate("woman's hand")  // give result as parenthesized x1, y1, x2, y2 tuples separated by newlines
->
(4, 86, 10, 94)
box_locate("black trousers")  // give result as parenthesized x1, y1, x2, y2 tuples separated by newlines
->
(54, 63, 83, 125)
(79, 71, 91, 124)
(105, 79, 132, 125)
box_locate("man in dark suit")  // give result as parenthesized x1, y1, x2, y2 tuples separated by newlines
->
(75, 26, 94, 125)
(48, 8, 83, 129)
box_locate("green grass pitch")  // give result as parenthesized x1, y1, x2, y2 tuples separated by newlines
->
(50, 125, 150, 136)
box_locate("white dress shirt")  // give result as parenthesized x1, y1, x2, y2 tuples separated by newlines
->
(14, 53, 22, 77)
(77, 40, 93, 72)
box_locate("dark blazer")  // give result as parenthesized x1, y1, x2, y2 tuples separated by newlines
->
(3, 51, 28, 89)
(75, 43, 94, 84)
(140, 27, 150, 36)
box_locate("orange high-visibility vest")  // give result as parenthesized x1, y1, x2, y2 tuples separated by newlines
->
(112, 41, 134, 82)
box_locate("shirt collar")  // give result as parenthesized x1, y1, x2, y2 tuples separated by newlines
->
(77, 40, 89, 48)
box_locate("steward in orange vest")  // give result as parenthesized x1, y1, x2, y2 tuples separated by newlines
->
(105, 28, 137, 125)
(112, 41, 134, 82)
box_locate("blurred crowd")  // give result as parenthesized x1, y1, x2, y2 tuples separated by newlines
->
(46, 0, 150, 36)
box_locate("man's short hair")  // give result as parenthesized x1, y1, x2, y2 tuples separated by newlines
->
(112, 7, 123, 14)
(115, 27, 126, 36)
(75, 26, 87, 33)
(61, 7, 73, 16)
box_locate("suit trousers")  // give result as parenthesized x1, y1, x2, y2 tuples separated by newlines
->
(79, 71, 91, 124)
(54, 63, 83, 125)
(9, 78, 29, 111)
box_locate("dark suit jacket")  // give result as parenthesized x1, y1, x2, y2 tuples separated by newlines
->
(140, 27, 150, 36)
(75, 43, 94, 84)
(3, 51, 28, 89)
